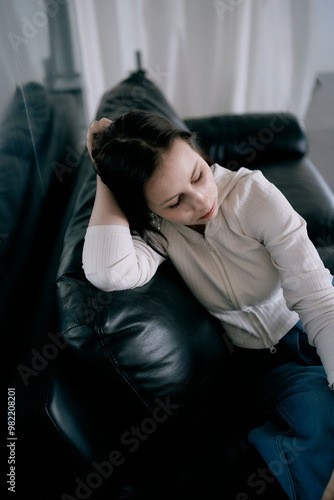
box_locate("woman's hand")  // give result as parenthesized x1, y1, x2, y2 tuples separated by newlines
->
(87, 117, 112, 162)
(322, 469, 334, 500)
(86, 117, 128, 228)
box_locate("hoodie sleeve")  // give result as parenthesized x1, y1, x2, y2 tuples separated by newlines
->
(237, 170, 334, 388)
(82, 224, 166, 292)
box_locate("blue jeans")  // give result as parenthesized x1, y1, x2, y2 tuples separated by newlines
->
(234, 321, 334, 500)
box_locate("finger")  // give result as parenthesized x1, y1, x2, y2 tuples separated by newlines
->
(87, 118, 112, 156)
(88, 117, 112, 134)
(99, 117, 112, 125)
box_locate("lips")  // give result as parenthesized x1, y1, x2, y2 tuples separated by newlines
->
(199, 203, 215, 220)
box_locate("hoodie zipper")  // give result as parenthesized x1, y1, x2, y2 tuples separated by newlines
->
(204, 235, 278, 354)
(203, 237, 241, 310)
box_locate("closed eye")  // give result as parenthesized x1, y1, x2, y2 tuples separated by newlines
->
(193, 172, 202, 183)
(169, 172, 202, 208)
(169, 198, 181, 209)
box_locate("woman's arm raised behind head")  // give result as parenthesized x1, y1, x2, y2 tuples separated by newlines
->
(87, 118, 129, 228)
(83, 118, 165, 292)
(88, 175, 129, 228)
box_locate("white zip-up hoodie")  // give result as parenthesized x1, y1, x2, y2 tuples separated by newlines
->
(83, 165, 334, 387)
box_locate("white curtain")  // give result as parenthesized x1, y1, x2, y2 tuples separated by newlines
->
(73, 0, 318, 122)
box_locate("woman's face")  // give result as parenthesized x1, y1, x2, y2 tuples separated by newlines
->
(144, 138, 218, 226)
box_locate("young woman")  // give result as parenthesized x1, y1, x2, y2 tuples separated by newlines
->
(83, 112, 334, 500)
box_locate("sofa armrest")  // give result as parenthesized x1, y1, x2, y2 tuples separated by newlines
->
(56, 262, 229, 430)
(184, 113, 308, 168)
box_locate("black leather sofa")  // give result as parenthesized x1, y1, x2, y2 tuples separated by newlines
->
(12, 71, 334, 500)
(1, 83, 82, 376)
(2, 82, 86, 498)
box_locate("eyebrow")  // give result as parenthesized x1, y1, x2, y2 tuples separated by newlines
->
(160, 162, 198, 207)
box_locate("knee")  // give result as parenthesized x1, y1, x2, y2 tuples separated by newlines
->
(276, 389, 334, 439)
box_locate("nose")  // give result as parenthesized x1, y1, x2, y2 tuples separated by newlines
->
(190, 190, 208, 211)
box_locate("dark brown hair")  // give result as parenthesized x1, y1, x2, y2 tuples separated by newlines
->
(91, 110, 209, 256)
